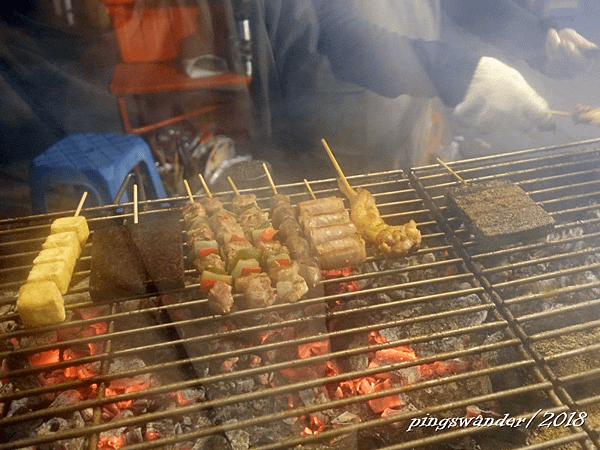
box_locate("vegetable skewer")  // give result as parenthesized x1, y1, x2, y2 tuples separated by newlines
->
(182, 179, 233, 314)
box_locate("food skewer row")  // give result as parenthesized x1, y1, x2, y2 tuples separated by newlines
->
(182, 177, 303, 312)
(321, 138, 421, 256)
(263, 165, 321, 288)
(18, 192, 90, 328)
(296, 180, 367, 270)
(225, 177, 310, 306)
(183, 179, 233, 314)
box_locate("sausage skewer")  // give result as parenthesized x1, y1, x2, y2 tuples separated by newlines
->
(321, 138, 421, 256)
(262, 165, 321, 288)
(298, 179, 366, 270)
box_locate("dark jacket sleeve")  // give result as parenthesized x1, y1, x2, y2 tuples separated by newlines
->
(312, 0, 479, 107)
(441, 0, 556, 63)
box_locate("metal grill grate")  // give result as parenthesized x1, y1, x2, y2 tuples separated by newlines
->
(0, 138, 600, 450)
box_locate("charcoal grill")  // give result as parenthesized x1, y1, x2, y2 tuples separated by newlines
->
(1, 138, 600, 450)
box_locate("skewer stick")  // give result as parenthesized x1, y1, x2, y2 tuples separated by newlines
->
(198, 174, 213, 198)
(550, 109, 572, 117)
(436, 157, 467, 184)
(133, 184, 139, 224)
(262, 162, 278, 194)
(74, 191, 88, 217)
(321, 138, 354, 195)
(303, 179, 316, 200)
(227, 176, 240, 196)
(183, 179, 195, 203)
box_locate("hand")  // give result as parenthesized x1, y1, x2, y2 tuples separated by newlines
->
(453, 57, 554, 135)
(544, 28, 598, 78)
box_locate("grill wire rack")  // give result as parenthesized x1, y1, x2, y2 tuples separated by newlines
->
(1, 137, 600, 450)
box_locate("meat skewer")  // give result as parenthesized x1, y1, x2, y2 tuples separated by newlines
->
(198, 173, 223, 215)
(262, 164, 321, 288)
(225, 177, 278, 306)
(321, 138, 421, 256)
(298, 179, 367, 270)
(183, 179, 233, 314)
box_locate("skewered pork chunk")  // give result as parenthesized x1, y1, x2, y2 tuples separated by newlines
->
(238, 205, 270, 231)
(231, 193, 257, 213)
(210, 212, 245, 244)
(224, 239, 254, 262)
(187, 221, 215, 241)
(256, 240, 288, 254)
(270, 261, 309, 303)
(277, 216, 303, 240)
(296, 257, 321, 287)
(194, 253, 226, 273)
(235, 272, 276, 309)
(182, 202, 207, 225)
(270, 193, 291, 208)
(272, 206, 297, 229)
(285, 234, 311, 260)
(208, 281, 235, 314)
(202, 197, 223, 215)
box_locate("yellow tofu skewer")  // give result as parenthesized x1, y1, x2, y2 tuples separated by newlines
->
(18, 191, 89, 328)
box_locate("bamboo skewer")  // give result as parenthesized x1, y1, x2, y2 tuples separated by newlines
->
(436, 157, 467, 184)
(303, 179, 316, 200)
(183, 179, 195, 203)
(320, 138, 355, 196)
(550, 109, 572, 117)
(227, 176, 240, 196)
(133, 184, 139, 224)
(262, 163, 278, 195)
(74, 191, 88, 217)
(198, 174, 213, 198)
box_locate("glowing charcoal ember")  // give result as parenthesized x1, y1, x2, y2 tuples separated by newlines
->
(27, 260, 72, 295)
(90, 212, 184, 301)
(50, 216, 89, 246)
(17, 281, 66, 327)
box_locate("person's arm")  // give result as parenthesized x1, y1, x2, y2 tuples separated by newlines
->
(312, 0, 553, 134)
(312, 0, 479, 107)
(441, 0, 555, 61)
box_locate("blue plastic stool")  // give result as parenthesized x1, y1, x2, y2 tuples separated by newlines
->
(29, 133, 167, 213)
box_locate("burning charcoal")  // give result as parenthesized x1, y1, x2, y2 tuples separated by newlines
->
(173, 388, 206, 405)
(49, 389, 83, 408)
(37, 412, 86, 450)
(224, 419, 250, 450)
(446, 180, 555, 250)
(145, 418, 178, 441)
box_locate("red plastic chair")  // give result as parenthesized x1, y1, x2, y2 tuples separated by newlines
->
(104, 0, 251, 135)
